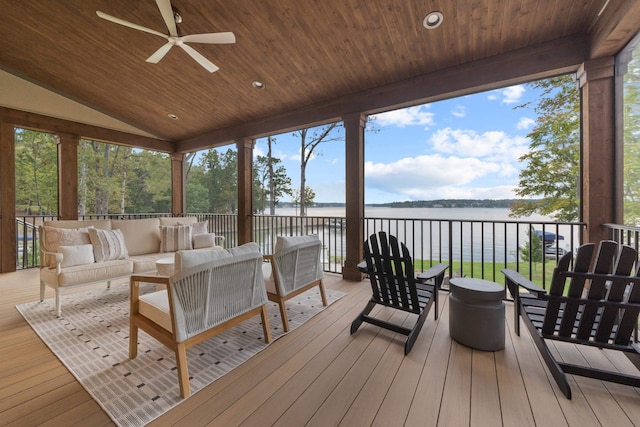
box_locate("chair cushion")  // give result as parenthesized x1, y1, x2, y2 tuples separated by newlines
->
(88, 228, 129, 262)
(59, 244, 95, 267)
(175, 248, 231, 273)
(228, 242, 260, 256)
(160, 225, 193, 252)
(262, 263, 277, 294)
(139, 290, 172, 332)
(274, 234, 319, 253)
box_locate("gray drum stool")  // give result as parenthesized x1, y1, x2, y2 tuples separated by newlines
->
(449, 278, 505, 351)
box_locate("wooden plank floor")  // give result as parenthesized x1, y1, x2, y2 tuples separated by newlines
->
(2, 269, 640, 426)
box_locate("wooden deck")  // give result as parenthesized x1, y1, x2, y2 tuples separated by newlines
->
(2, 269, 640, 426)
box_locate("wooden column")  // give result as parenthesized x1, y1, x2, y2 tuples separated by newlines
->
(236, 138, 254, 245)
(342, 113, 366, 281)
(0, 123, 16, 272)
(578, 57, 616, 244)
(56, 133, 80, 220)
(170, 153, 186, 215)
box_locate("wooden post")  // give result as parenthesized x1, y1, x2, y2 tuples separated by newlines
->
(56, 133, 80, 220)
(171, 153, 186, 215)
(237, 138, 253, 245)
(578, 57, 616, 244)
(0, 122, 16, 272)
(342, 113, 366, 281)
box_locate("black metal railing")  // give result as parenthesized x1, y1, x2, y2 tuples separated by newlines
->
(14, 213, 586, 289)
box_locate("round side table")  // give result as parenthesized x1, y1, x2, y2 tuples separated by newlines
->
(449, 278, 505, 351)
(156, 257, 175, 277)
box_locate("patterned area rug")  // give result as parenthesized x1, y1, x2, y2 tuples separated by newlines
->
(16, 282, 343, 427)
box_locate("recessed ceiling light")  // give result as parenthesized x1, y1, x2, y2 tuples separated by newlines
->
(423, 11, 443, 29)
(168, 113, 179, 120)
(252, 80, 265, 89)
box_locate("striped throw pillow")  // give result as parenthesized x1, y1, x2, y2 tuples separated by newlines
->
(88, 228, 129, 262)
(160, 225, 193, 252)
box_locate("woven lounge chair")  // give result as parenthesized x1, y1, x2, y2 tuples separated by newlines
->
(129, 245, 271, 398)
(352, 231, 448, 354)
(262, 235, 327, 331)
(502, 240, 640, 399)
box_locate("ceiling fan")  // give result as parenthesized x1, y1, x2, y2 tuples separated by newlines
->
(96, 0, 235, 73)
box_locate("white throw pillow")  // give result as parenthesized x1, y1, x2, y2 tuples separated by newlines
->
(160, 225, 193, 252)
(59, 244, 95, 267)
(88, 228, 129, 262)
(192, 232, 216, 249)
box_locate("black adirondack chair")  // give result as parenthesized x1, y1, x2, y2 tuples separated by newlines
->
(502, 240, 640, 399)
(351, 232, 448, 355)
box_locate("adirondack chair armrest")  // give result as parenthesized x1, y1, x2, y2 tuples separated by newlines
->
(501, 268, 546, 298)
(357, 260, 367, 273)
(417, 263, 449, 287)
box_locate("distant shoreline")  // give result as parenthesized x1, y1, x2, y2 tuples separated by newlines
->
(278, 199, 528, 209)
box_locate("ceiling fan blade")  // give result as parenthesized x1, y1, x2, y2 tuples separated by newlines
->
(97, 11, 167, 38)
(179, 44, 219, 73)
(146, 42, 174, 63)
(181, 32, 236, 44)
(155, 0, 178, 37)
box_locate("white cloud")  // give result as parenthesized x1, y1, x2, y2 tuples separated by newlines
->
(501, 85, 525, 104)
(517, 117, 535, 130)
(451, 105, 466, 118)
(370, 105, 435, 128)
(487, 85, 526, 104)
(365, 154, 503, 198)
(429, 128, 529, 162)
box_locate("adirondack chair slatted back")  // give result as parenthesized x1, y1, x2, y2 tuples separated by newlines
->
(541, 240, 640, 347)
(364, 232, 420, 314)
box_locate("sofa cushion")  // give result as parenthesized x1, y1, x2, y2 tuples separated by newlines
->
(175, 249, 231, 273)
(160, 225, 193, 252)
(41, 259, 133, 287)
(43, 219, 111, 230)
(159, 216, 198, 226)
(60, 244, 95, 267)
(139, 290, 172, 332)
(128, 253, 178, 274)
(89, 228, 129, 262)
(111, 218, 161, 256)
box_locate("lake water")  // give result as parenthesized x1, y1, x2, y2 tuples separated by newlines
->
(272, 206, 581, 263)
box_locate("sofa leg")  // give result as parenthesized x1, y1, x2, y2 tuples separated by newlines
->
(55, 290, 62, 317)
(40, 281, 46, 302)
(107, 280, 111, 290)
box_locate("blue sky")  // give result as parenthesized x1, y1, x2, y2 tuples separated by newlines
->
(252, 83, 541, 204)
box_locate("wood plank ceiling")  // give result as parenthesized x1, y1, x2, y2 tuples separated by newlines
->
(0, 0, 634, 152)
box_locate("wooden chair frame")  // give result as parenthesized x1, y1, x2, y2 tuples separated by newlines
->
(352, 231, 448, 354)
(502, 240, 640, 399)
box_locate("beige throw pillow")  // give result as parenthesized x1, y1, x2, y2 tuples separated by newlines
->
(192, 232, 217, 249)
(160, 225, 193, 252)
(89, 228, 129, 262)
(43, 226, 91, 253)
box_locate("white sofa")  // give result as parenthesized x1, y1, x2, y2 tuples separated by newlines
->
(39, 216, 224, 316)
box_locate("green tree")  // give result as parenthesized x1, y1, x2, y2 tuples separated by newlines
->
(292, 187, 316, 214)
(520, 227, 544, 267)
(254, 136, 293, 215)
(622, 46, 640, 225)
(14, 129, 58, 214)
(294, 123, 342, 216)
(201, 148, 237, 213)
(510, 75, 580, 222)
